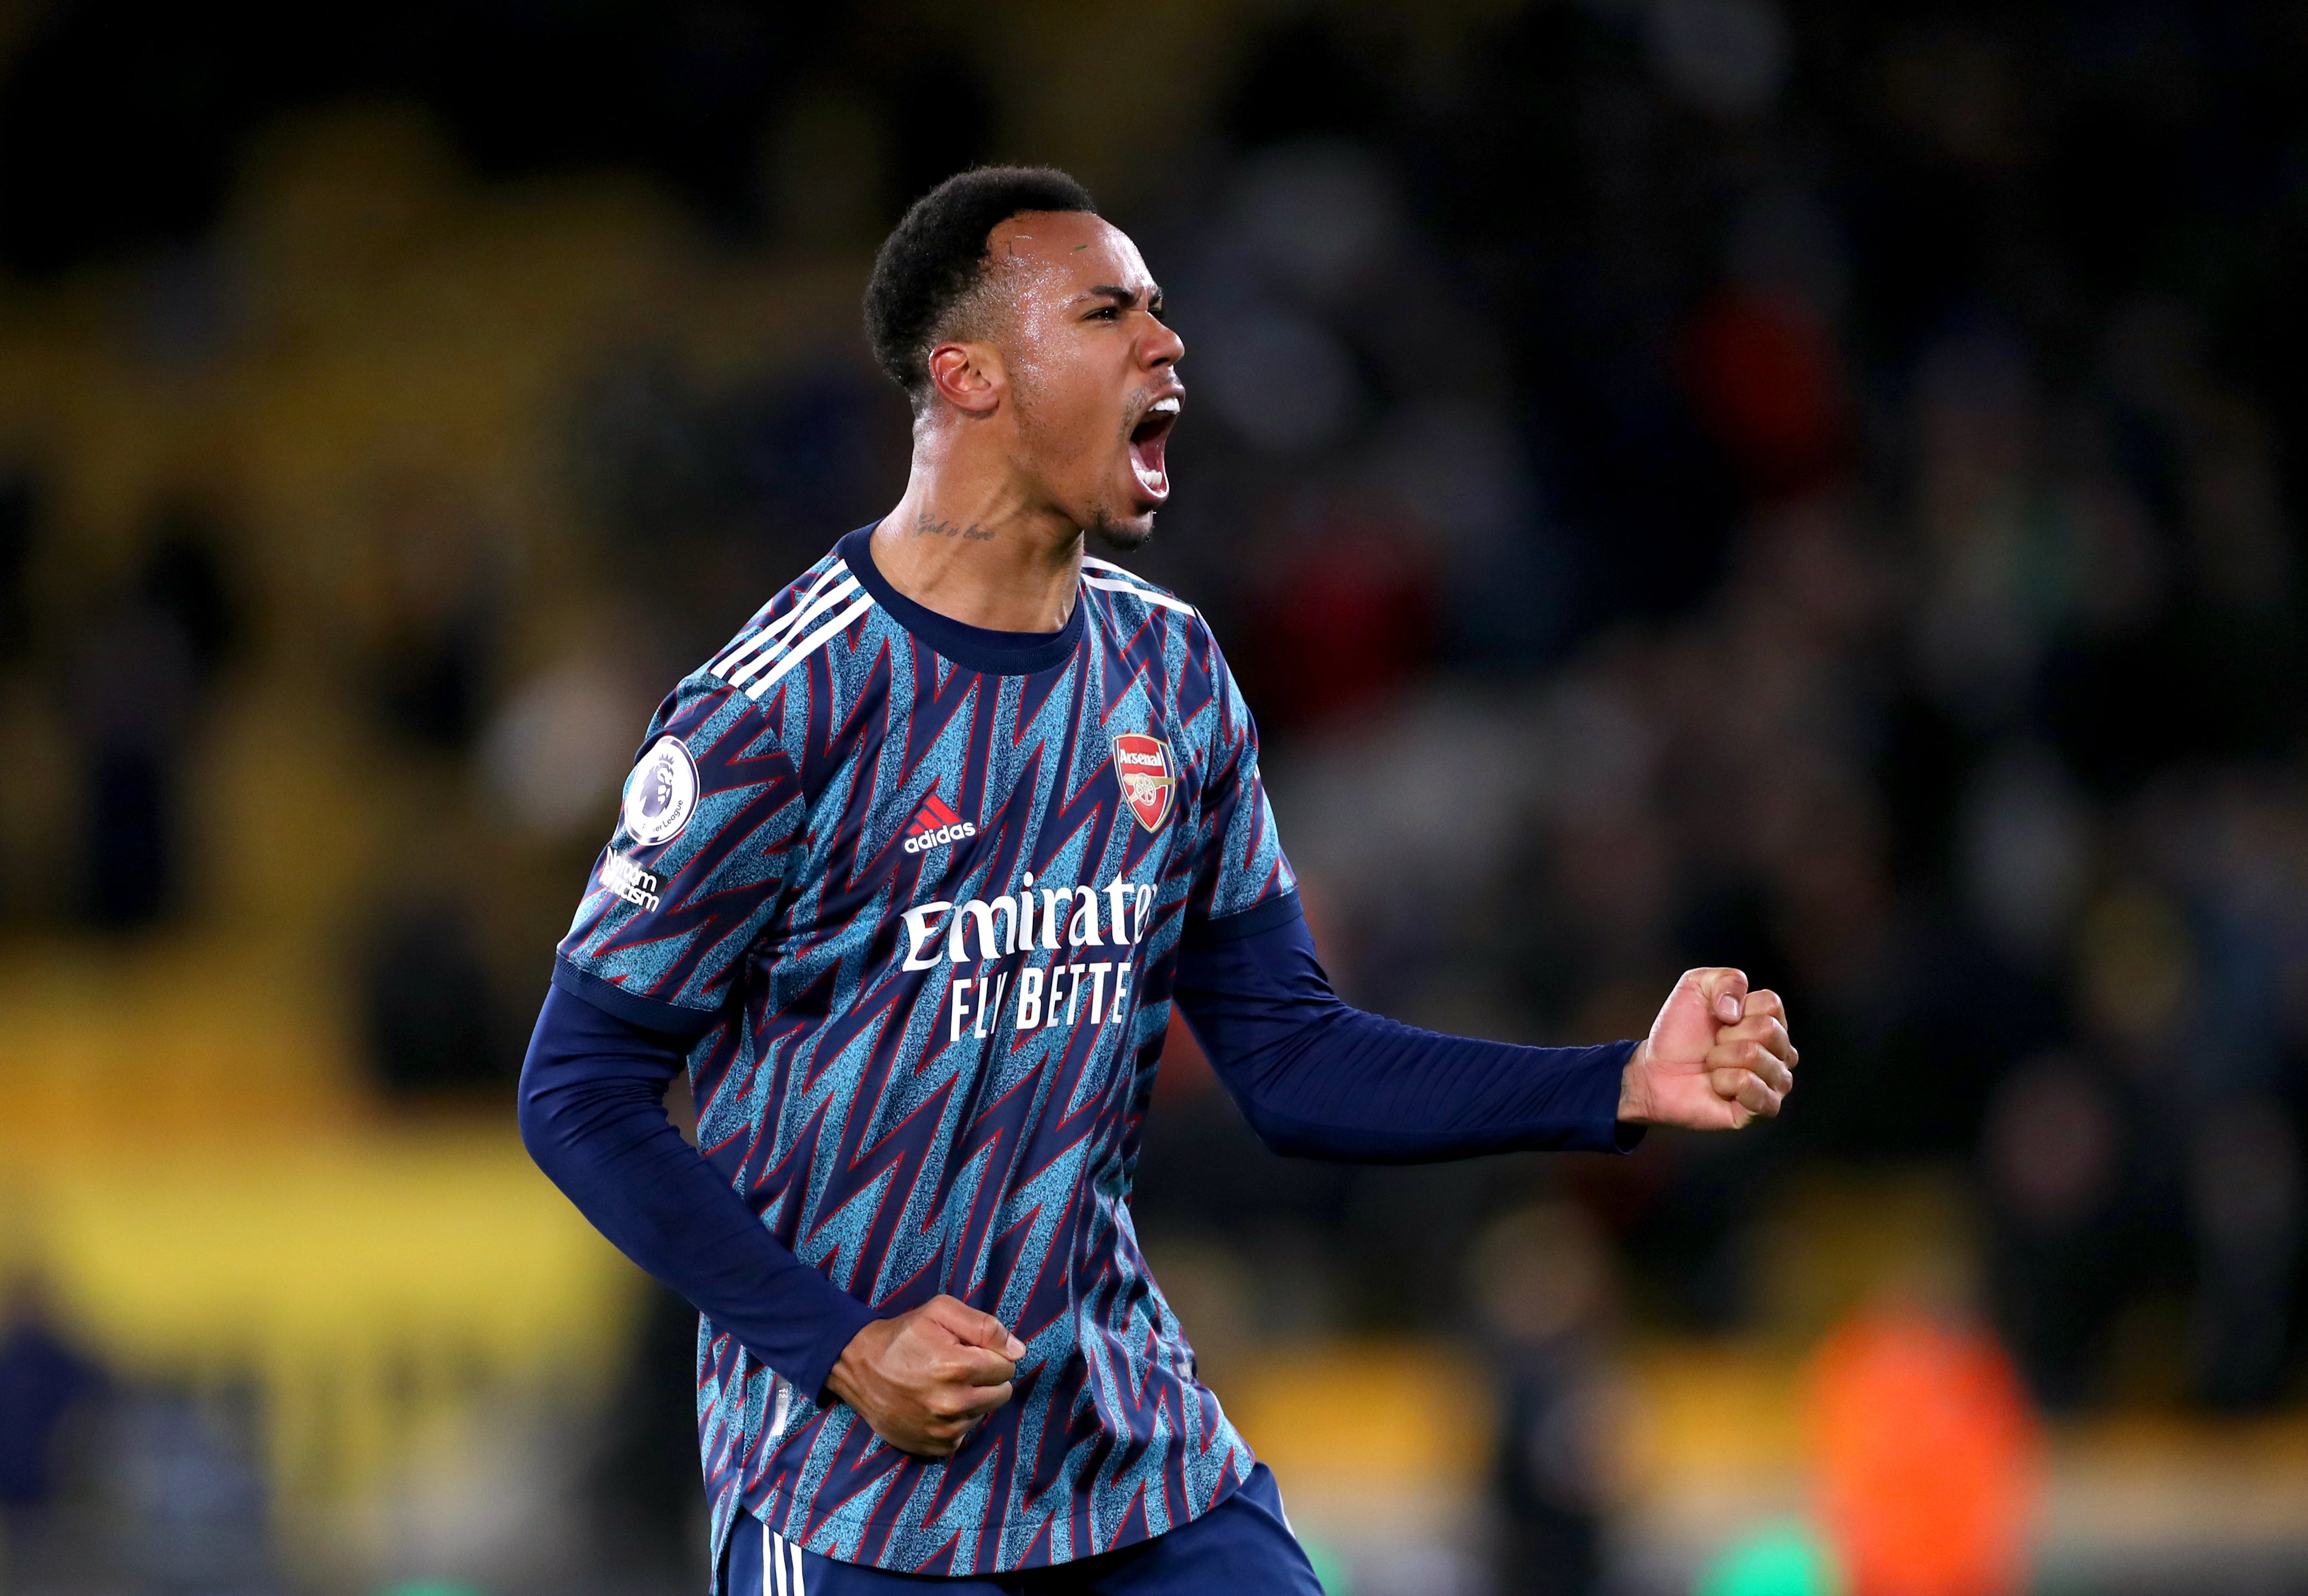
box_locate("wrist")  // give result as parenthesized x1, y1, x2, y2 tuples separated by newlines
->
(826, 1316, 890, 1409)
(1617, 1041, 1652, 1124)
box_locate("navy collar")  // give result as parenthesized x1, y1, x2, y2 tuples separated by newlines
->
(837, 524, 1084, 676)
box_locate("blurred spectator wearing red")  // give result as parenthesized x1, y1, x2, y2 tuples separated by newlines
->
(1680, 289, 1852, 504)
(1809, 1306, 2039, 1596)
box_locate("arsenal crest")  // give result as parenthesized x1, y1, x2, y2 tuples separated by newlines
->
(1111, 733, 1178, 832)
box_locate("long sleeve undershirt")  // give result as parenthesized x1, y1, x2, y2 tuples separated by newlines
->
(517, 988, 876, 1403)
(517, 895, 1638, 1399)
(1170, 904, 1640, 1162)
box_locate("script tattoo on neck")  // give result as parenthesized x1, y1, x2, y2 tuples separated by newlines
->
(914, 509, 996, 542)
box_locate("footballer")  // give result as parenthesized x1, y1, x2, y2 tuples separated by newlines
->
(521, 167, 1796, 1595)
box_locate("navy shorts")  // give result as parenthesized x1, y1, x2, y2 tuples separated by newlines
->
(721, 1464, 1324, 1596)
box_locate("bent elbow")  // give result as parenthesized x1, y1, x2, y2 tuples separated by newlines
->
(1240, 1110, 1294, 1158)
(1235, 1098, 1335, 1161)
(514, 1064, 558, 1170)
(1254, 1127, 1325, 1160)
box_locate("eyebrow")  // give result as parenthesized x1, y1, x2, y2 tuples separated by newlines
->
(1075, 284, 1164, 311)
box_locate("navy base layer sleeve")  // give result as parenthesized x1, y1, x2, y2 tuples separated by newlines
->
(1171, 896, 1643, 1161)
(517, 986, 876, 1401)
(518, 893, 1639, 1394)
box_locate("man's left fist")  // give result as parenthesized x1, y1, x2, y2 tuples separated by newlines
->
(1617, 967, 1796, 1132)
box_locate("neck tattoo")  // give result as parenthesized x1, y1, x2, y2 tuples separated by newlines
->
(914, 509, 996, 542)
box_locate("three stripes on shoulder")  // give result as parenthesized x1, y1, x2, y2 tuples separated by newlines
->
(1079, 556, 1199, 618)
(711, 561, 876, 699)
(709, 556, 1196, 700)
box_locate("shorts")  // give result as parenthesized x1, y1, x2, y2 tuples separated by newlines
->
(721, 1464, 1324, 1595)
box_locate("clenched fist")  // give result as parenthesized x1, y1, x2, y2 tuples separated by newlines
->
(1618, 967, 1796, 1131)
(826, 1295, 1026, 1458)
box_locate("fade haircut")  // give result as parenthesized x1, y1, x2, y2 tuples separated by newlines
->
(864, 165, 1098, 410)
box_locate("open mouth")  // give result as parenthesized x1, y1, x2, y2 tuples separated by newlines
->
(1128, 395, 1181, 501)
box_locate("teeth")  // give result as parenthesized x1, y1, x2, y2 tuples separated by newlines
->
(1149, 397, 1180, 416)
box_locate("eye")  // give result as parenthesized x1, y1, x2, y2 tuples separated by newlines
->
(1087, 306, 1119, 321)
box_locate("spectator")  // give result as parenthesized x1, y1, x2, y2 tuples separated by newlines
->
(1467, 1203, 1626, 1596)
(0, 1270, 108, 1587)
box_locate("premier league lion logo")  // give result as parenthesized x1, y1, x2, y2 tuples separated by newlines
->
(622, 735, 699, 846)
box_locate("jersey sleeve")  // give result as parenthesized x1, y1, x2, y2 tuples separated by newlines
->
(554, 676, 806, 1036)
(1183, 630, 1300, 936)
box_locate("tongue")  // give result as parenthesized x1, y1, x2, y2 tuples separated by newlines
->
(1130, 431, 1169, 497)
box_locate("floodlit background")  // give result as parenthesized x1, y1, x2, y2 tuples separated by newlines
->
(2, 2, 2306, 1593)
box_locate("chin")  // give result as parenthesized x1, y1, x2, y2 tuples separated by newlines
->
(1087, 507, 1158, 553)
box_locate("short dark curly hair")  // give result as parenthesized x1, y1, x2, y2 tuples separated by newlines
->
(864, 165, 1098, 408)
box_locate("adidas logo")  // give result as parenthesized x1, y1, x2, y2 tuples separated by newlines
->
(902, 792, 979, 855)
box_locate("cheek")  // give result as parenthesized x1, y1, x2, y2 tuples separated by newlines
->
(1017, 367, 1109, 458)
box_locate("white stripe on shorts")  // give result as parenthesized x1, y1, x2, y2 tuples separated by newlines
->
(761, 1524, 805, 1596)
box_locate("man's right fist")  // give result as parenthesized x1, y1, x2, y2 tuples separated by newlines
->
(825, 1294, 1027, 1458)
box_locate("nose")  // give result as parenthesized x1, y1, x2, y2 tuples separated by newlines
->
(1143, 315, 1183, 373)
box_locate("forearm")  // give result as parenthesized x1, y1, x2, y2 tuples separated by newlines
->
(1171, 903, 1640, 1162)
(517, 986, 873, 1398)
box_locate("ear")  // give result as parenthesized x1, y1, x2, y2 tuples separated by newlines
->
(926, 340, 1004, 416)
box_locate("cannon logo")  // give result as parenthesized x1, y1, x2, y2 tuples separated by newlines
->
(1112, 733, 1177, 832)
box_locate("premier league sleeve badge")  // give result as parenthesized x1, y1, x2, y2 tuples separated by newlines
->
(622, 735, 700, 847)
(1110, 733, 1178, 832)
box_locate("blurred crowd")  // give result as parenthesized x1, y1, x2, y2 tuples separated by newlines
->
(2, 1, 2307, 1593)
(1119, 6, 2308, 1427)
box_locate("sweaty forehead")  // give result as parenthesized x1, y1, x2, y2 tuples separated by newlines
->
(983, 211, 1153, 296)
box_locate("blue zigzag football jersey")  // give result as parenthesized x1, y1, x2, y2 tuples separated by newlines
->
(555, 526, 1297, 1578)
